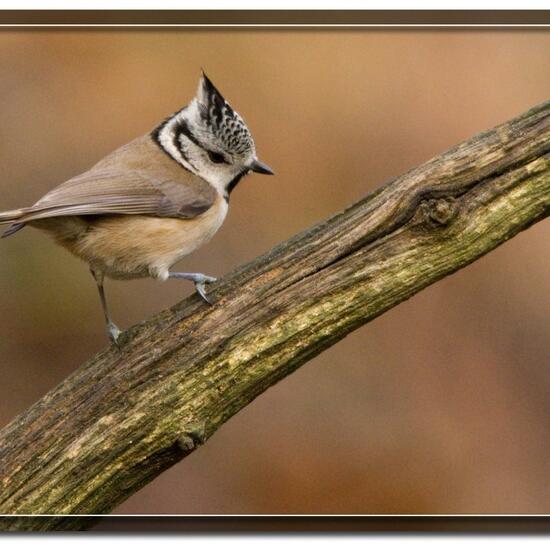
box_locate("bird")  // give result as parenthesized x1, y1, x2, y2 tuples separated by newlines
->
(0, 72, 274, 345)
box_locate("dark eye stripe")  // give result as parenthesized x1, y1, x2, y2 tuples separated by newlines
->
(207, 150, 229, 164)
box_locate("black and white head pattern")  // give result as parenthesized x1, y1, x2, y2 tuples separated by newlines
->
(196, 73, 254, 155)
(153, 72, 257, 196)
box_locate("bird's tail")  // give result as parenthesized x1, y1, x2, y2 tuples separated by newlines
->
(0, 208, 26, 238)
(0, 208, 24, 223)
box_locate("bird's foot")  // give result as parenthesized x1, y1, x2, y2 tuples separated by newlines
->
(107, 321, 122, 347)
(194, 275, 217, 304)
(168, 272, 217, 305)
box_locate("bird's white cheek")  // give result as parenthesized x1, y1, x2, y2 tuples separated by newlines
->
(199, 164, 243, 196)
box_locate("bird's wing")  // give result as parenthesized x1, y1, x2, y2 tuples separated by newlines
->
(17, 168, 217, 223)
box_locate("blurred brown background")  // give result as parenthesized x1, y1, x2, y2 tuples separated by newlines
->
(0, 30, 548, 514)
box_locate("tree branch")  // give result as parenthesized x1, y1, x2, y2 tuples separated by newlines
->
(1, 101, 549, 530)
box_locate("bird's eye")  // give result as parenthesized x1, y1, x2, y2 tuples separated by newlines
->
(207, 150, 228, 164)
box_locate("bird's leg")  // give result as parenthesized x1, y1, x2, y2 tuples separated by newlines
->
(168, 272, 217, 304)
(90, 268, 122, 345)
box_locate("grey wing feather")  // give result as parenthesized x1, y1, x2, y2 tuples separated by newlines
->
(17, 169, 216, 223)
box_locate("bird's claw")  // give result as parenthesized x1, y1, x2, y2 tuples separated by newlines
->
(194, 275, 216, 305)
(107, 321, 122, 347)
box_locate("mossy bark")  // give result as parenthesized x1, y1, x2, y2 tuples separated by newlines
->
(1, 101, 549, 530)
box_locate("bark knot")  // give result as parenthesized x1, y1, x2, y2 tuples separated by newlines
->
(176, 421, 207, 452)
(419, 197, 458, 227)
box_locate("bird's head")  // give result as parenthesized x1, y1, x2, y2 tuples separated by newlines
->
(153, 72, 274, 197)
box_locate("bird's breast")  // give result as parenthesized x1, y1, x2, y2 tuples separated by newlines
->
(72, 196, 228, 280)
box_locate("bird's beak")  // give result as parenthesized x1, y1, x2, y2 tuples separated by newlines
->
(249, 158, 275, 175)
